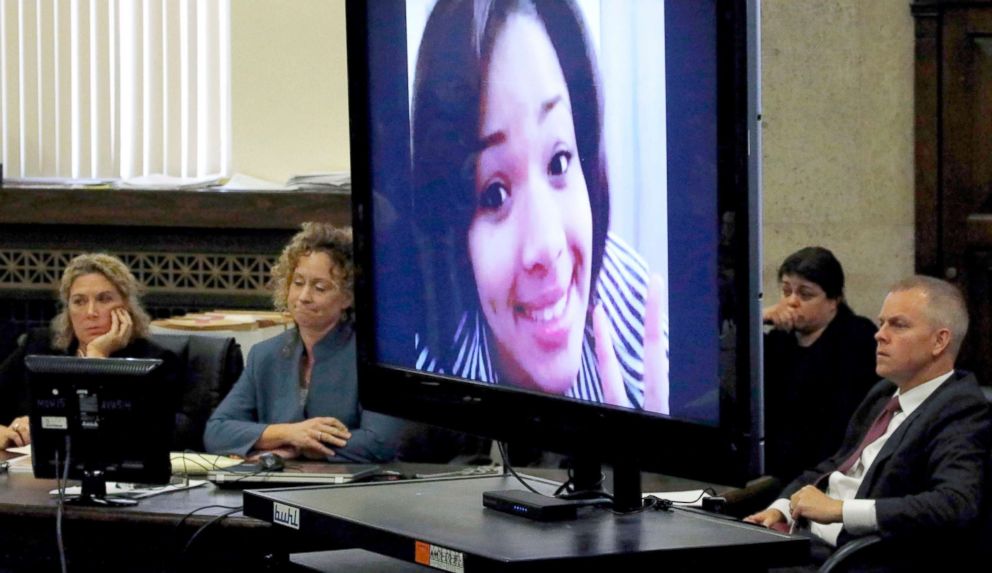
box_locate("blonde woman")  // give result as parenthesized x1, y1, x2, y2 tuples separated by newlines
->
(0, 253, 184, 449)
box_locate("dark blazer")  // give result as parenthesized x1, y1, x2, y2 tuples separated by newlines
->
(764, 304, 879, 482)
(0, 327, 191, 450)
(782, 370, 991, 552)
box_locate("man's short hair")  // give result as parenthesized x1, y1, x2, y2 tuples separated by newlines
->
(889, 275, 969, 355)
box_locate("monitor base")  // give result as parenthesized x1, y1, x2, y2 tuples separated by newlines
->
(59, 469, 139, 507)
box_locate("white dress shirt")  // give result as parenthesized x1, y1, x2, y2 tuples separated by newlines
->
(770, 371, 953, 546)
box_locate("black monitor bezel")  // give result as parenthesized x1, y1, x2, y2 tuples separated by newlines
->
(26, 355, 173, 485)
(347, 0, 761, 486)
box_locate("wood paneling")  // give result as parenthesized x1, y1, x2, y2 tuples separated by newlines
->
(913, 0, 992, 382)
(0, 187, 351, 229)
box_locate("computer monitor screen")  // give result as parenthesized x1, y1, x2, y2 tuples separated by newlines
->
(349, 0, 761, 491)
(27, 355, 173, 488)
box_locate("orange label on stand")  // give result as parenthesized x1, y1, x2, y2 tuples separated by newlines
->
(415, 541, 431, 565)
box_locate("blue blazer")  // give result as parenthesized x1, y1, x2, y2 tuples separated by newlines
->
(203, 323, 402, 462)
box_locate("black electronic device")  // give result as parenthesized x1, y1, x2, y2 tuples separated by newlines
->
(347, 0, 762, 511)
(26, 355, 172, 506)
(257, 452, 285, 471)
(482, 489, 601, 521)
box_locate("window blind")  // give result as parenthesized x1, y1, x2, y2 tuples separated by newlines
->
(1, 0, 230, 180)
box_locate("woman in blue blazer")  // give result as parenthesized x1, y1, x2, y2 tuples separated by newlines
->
(204, 223, 401, 463)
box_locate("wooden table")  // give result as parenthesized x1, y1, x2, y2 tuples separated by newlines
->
(0, 452, 321, 572)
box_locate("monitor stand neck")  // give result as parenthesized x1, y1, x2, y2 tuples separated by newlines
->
(571, 457, 643, 513)
(63, 469, 138, 507)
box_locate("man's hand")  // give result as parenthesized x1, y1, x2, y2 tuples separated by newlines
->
(762, 302, 797, 332)
(744, 508, 786, 529)
(790, 485, 844, 524)
(86, 308, 132, 358)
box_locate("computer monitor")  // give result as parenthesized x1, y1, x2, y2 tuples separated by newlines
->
(348, 0, 761, 509)
(26, 355, 173, 506)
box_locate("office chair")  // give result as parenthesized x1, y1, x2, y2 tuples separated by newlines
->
(150, 333, 244, 452)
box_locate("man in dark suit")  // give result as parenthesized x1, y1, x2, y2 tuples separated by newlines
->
(746, 275, 991, 567)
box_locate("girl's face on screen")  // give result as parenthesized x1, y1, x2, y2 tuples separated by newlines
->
(468, 13, 593, 394)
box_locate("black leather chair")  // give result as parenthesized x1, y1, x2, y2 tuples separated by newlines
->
(150, 333, 243, 452)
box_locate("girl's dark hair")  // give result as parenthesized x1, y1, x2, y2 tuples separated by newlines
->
(411, 0, 609, 349)
(777, 246, 845, 301)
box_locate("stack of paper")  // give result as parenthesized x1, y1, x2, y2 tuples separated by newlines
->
(217, 173, 294, 192)
(115, 174, 224, 190)
(285, 172, 351, 193)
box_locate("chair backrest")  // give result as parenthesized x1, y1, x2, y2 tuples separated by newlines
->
(150, 333, 244, 452)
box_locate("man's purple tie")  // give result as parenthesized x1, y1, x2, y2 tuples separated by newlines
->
(835, 395, 902, 475)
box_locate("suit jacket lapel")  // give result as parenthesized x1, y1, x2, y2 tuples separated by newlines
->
(856, 375, 955, 496)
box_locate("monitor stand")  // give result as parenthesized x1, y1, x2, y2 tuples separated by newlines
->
(569, 456, 644, 512)
(63, 469, 138, 507)
(483, 456, 645, 520)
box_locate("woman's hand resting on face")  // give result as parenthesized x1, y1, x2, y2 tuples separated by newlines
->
(85, 308, 133, 358)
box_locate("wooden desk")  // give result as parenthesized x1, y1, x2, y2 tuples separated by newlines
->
(0, 463, 320, 572)
(0, 459, 493, 572)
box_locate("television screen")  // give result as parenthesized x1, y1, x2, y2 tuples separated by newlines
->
(350, 0, 761, 490)
(27, 355, 173, 497)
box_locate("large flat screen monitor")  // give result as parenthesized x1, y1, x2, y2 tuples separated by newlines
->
(348, 0, 761, 504)
(27, 355, 173, 505)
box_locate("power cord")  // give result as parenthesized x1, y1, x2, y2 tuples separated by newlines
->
(553, 464, 608, 499)
(173, 502, 244, 559)
(55, 435, 71, 573)
(640, 487, 720, 515)
(496, 441, 544, 496)
(180, 506, 243, 560)
(496, 443, 613, 511)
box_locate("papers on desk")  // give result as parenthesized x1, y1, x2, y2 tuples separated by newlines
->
(2, 446, 33, 475)
(115, 174, 224, 190)
(49, 479, 207, 500)
(643, 489, 711, 507)
(2, 451, 34, 473)
(216, 173, 294, 192)
(3, 176, 112, 189)
(152, 311, 292, 332)
(285, 172, 351, 193)
(171, 452, 243, 476)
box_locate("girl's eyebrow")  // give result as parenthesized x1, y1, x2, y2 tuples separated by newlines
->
(477, 94, 565, 152)
(539, 95, 562, 121)
(477, 131, 506, 152)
